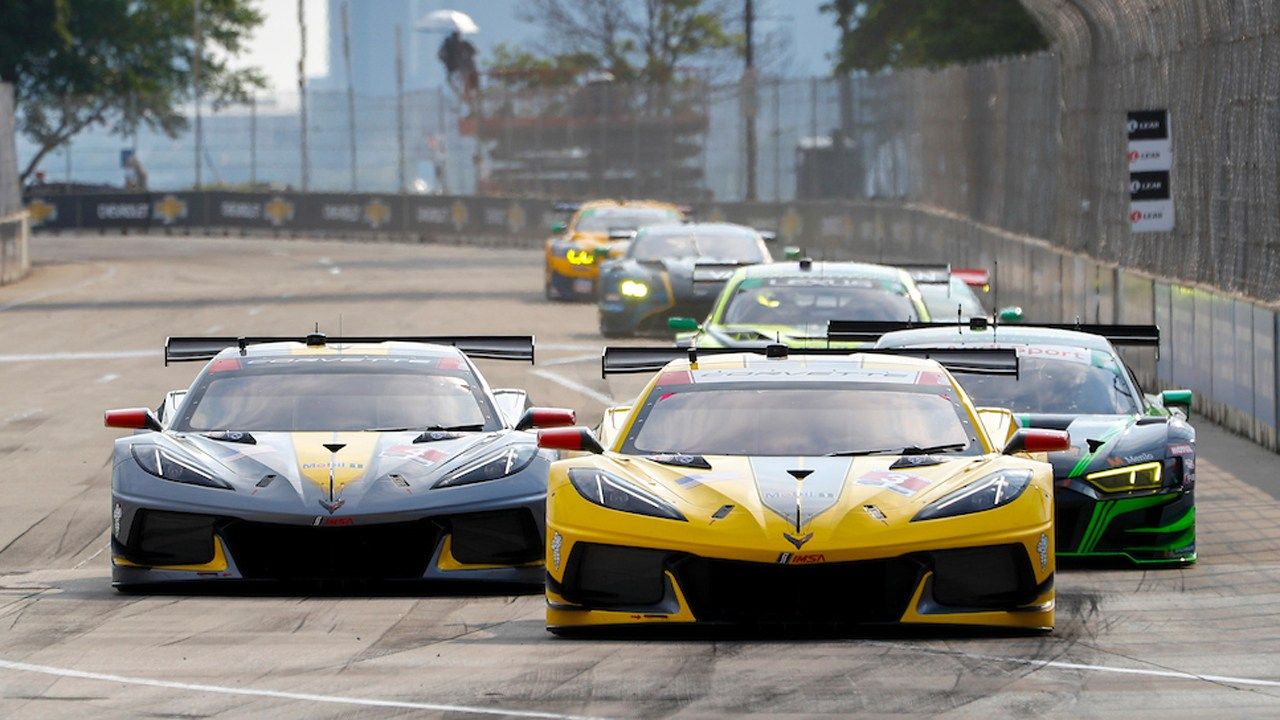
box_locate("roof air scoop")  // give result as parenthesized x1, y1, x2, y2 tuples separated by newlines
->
(323, 443, 347, 454)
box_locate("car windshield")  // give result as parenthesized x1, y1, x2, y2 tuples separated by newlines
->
(176, 360, 496, 432)
(575, 208, 680, 234)
(919, 279, 987, 319)
(947, 349, 1140, 415)
(630, 228, 765, 262)
(721, 277, 919, 325)
(625, 384, 976, 456)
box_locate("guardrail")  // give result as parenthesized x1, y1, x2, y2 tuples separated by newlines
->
(23, 190, 1280, 452)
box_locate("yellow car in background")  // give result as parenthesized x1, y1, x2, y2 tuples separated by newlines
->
(545, 200, 685, 300)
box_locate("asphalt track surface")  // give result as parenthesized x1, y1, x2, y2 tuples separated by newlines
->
(1, 234, 1279, 719)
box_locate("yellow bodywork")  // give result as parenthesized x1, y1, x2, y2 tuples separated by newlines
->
(544, 200, 683, 289)
(547, 353, 1056, 632)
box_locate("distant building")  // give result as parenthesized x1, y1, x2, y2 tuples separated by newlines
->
(324, 0, 435, 97)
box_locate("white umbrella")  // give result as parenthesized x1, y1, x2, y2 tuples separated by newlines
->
(416, 9, 480, 34)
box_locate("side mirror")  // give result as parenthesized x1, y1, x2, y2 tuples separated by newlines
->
(997, 306, 1024, 323)
(1003, 428, 1071, 455)
(537, 426, 604, 454)
(975, 407, 1017, 446)
(783, 246, 802, 261)
(105, 408, 162, 431)
(1161, 389, 1193, 409)
(592, 245, 612, 259)
(515, 407, 576, 431)
(668, 316, 700, 332)
(607, 229, 637, 241)
(758, 230, 777, 243)
(551, 222, 567, 234)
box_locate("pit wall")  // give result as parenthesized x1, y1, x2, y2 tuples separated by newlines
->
(0, 83, 27, 286)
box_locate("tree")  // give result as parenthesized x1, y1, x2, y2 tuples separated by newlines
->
(514, 0, 738, 83)
(0, 0, 265, 183)
(823, 0, 1048, 73)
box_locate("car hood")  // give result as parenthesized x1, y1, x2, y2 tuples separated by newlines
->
(618, 453, 997, 532)
(1016, 414, 1185, 478)
(129, 429, 532, 513)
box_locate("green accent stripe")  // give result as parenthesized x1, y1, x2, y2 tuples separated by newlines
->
(1075, 493, 1180, 554)
(1129, 506, 1195, 535)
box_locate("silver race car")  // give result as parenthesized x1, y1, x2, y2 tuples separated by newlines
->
(105, 333, 574, 590)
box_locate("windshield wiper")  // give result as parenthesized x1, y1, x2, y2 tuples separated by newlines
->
(826, 442, 968, 457)
(363, 423, 485, 433)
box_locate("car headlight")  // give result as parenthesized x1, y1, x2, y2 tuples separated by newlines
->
(131, 444, 232, 490)
(1085, 461, 1162, 493)
(565, 247, 595, 265)
(912, 468, 1032, 521)
(434, 444, 538, 488)
(568, 468, 686, 521)
(619, 279, 649, 298)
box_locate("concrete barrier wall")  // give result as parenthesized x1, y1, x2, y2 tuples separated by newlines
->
(0, 83, 28, 286)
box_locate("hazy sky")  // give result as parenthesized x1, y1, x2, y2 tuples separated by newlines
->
(242, 0, 838, 91)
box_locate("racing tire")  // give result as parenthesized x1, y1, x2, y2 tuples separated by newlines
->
(599, 315, 633, 339)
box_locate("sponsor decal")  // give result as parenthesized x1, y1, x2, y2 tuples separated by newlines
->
(551, 532, 563, 569)
(1037, 533, 1049, 570)
(113, 503, 123, 538)
(219, 200, 261, 220)
(506, 202, 527, 234)
(153, 194, 188, 224)
(382, 446, 447, 465)
(450, 200, 469, 231)
(97, 202, 149, 220)
(675, 471, 737, 488)
(417, 204, 450, 224)
(857, 470, 931, 497)
(26, 199, 57, 226)
(314, 516, 354, 526)
(322, 203, 361, 223)
(751, 457, 849, 529)
(363, 199, 392, 229)
(777, 552, 825, 565)
(1168, 443, 1194, 456)
(264, 196, 295, 226)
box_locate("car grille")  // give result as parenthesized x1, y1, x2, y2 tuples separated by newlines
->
(447, 509, 543, 565)
(219, 518, 438, 580)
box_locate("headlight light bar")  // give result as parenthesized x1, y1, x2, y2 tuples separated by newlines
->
(131, 444, 232, 490)
(913, 468, 1032, 521)
(568, 468, 685, 521)
(1085, 461, 1162, 493)
(434, 444, 538, 488)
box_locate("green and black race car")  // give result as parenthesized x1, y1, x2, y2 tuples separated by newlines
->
(670, 261, 931, 349)
(865, 321, 1196, 566)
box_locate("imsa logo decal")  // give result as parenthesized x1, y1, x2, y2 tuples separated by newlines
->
(777, 552, 826, 565)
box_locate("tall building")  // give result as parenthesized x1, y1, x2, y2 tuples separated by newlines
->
(326, 0, 437, 97)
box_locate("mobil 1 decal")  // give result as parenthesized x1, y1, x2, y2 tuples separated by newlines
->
(1127, 109, 1174, 233)
(750, 457, 851, 531)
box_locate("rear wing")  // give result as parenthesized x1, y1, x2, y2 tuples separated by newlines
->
(826, 319, 1160, 350)
(899, 264, 951, 285)
(691, 262, 744, 283)
(601, 345, 1018, 378)
(164, 335, 535, 365)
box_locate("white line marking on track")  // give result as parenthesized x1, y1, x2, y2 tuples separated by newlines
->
(872, 641, 1280, 690)
(0, 658, 610, 719)
(72, 544, 108, 569)
(0, 266, 118, 313)
(0, 350, 156, 363)
(532, 368, 616, 406)
(96, 373, 120, 384)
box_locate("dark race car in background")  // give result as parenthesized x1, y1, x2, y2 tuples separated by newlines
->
(544, 200, 684, 301)
(865, 321, 1197, 566)
(902, 265, 992, 321)
(597, 222, 773, 337)
(105, 334, 575, 590)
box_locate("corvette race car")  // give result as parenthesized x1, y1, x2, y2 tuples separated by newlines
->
(669, 261, 931, 349)
(536, 344, 1070, 632)
(867, 321, 1196, 565)
(105, 333, 576, 589)
(545, 199, 684, 301)
(597, 222, 773, 337)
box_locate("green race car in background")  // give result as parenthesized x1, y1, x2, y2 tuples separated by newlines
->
(670, 260, 931, 348)
(866, 321, 1197, 566)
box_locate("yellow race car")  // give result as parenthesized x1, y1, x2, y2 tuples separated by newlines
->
(537, 345, 1070, 633)
(544, 200, 684, 300)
